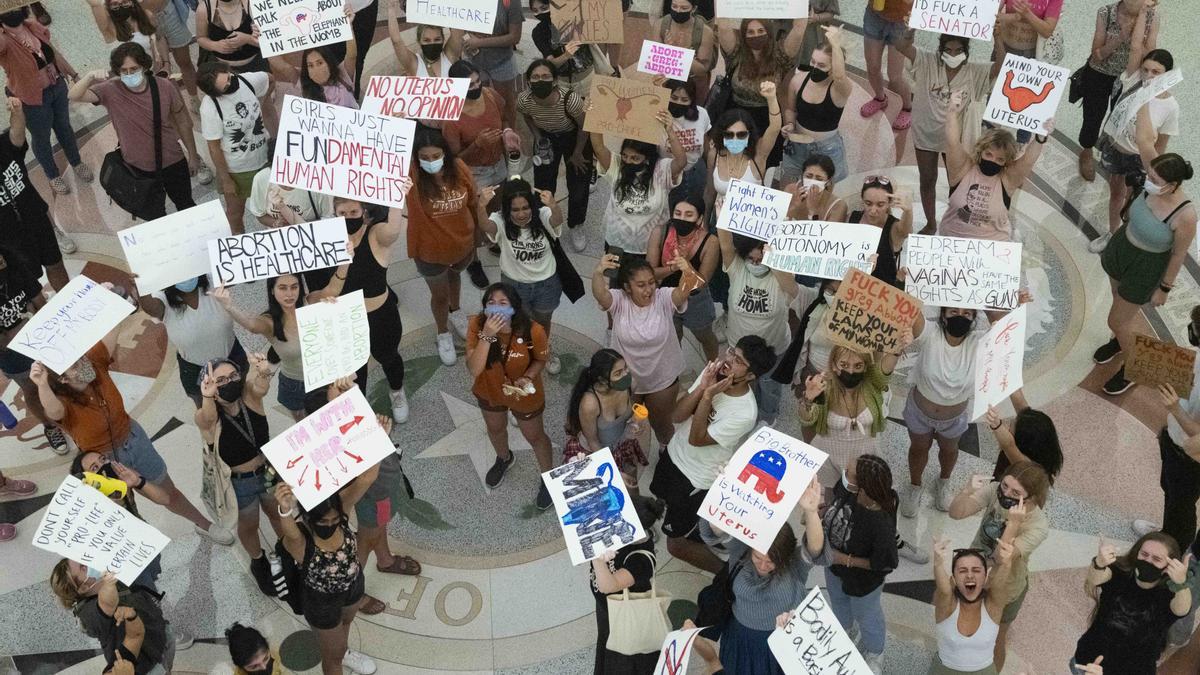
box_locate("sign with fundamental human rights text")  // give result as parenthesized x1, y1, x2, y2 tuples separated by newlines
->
(542, 449, 646, 565)
(823, 267, 923, 355)
(715, 179, 792, 242)
(250, 0, 353, 58)
(904, 234, 1022, 310)
(984, 54, 1069, 135)
(361, 76, 470, 120)
(763, 221, 881, 280)
(208, 217, 350, 287)
(9, 276, 134, 374)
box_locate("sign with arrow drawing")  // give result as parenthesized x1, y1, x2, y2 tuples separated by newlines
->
(262, 386, 395, 509)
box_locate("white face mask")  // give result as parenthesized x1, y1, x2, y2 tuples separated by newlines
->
(802, 177, 826, 191)
(1144, 179, 1166, 195)
(941, 52, 967, 68)
(746, 261, 771, 277)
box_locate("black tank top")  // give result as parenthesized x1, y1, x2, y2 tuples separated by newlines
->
(793, 72, 843, 133)
(850, 210, 902, 290)
(216, 402, 268, 467)
(343, 223, 389, 298)
(203, 0, 258, 62)
(660, 229, 711, 289)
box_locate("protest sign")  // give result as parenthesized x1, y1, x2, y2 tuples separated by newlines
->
(118, 201, 231, 293)
(769, 587, 872, 675)
(909, 0, 996, 41)
(714, 180, 792, 242)
(653, 627, 703, 675)
(970, 305, 1027, 420)
(9, 276, 134, 374)
(584, 76, 669, 145)
(552, 0, 624, 44)
(208, 217, 350, 287)
(904, 234, 1022, 310)
(296, 290, 370, 392)
(1125, 334, 1196, 399)
(0, 0, 33, 13)
(361, 76, 470, 120)
(273, 95, 415, 208)
(823, 267, 923, 355)
(763, 221, 881, 280)
(984, 54, 1069, 135)
(408, 0, 496, 33)
(1102, 69, 1184, 149)
(250, 0, 352, 58)
(699, 427, 827, 554)
(262, 387, 395, 510)
(542, 448, 646, 565)
(637, 41, 695, 80)
(32, 476, 170, 585)
(716, 0, 807, 19)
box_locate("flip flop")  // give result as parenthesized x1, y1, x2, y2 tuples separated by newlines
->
(359, 594, 386, 615)
(377, 556, 422, 576)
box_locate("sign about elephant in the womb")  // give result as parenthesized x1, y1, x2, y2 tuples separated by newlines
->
(984, 54, 1069, 135)
(583, 76, 669, 145)
(542, 448, 646, 565)
(698, 427, 827, 554)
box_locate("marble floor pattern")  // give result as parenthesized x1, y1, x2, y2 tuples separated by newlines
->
(2, 2, 1200, 674)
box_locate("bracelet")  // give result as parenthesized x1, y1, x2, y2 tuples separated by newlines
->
(477, 331, 498, 343)
(1091, 556, 1106, 571)
(277, 505, 298, 518)
(335, 272, 347, 280)
(1160, 283, 1173, 294)
(989, 422, 1002, 431)
(1167, 578, 1189, 593)
(1035, 135, 1048, 144)
(135, 476, 146, 490)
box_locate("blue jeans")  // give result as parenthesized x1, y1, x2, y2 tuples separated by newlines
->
(23, 78, 81, 179)
(112, 421, 167, 484)
(779, 132, 847, 186)
(752, 374, 782, 424)
(825, 578, 886, 654)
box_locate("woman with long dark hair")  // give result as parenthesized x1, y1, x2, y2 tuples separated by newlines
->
(663, 79, 711, 200)
(289, 45, 357, 108)
(849, 175, 912, 290)
(564, 348, 648, 482)
(705, 100, 780, 219)
(714, 17, 802, 167)
(195, 0, 265, 73)
(985, 396, 1064, 485)
(647, 194, 721, 361)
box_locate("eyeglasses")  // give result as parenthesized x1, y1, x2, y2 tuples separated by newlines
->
(723, 346, 748, 368)
(723, 130, 750, 140)
(213, 372, 241, 386)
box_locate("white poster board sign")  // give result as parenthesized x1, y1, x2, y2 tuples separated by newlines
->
(207, 217, 350, 287)
(9, 275, 134, 374)
(296, 290, 370, 392)
(119, 201, 231, 293)
(361, 76, 471, 120)
(970, 304, 1027, 420)
(903, 234, 1022, 310)
(698, 427, 827, 554)
(32, 476, 170, 585)
(769, 587, 873, 674)
(636, 41, 695, 80)
(273, 95, 416, 209)
(909, 0, 996, 41)
(715, 179, 793, 242)
(984, 54, 1069, 135)
(716, 0, 807, 19)
(762, 221, 881, 280)
(250, 0, 352, 58)
(407, 0, 497, 33)
(542, 448, 646, 565)
(1102, 69, 1184, 149)
(261, 387, 394, 510)
(653, 627, 703, 675)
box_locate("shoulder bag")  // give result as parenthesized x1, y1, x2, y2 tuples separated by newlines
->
(199, 429, 237, 528)
(550, 234, 584, 302)
(99, 75, 164, 220)
(605, 549, 672, 655)
(694, 548, 747, 629)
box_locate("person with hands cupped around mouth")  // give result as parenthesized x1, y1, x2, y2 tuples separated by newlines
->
(927, 538, 1016, 675)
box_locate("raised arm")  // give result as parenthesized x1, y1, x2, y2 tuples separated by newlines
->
(272, 484, 307, 561)
(717, 226, 736, 270)
(798, 479, 824, 558)
(337, 420, 387, 510)
(591, 254, 618, 311)
(985, 406, 1030, 466)
(948, 474, 989, 519)
(87, 0, 118, 42)
(780, 17, 808, 61)
(475, 185, 499, 238)
(6, 97, 26, 151)
(69, 69, 106, 104)
(931, 538, 955, 614)
(1004, 125, 1050, 190)
(386, 0, 418, 75)
(209, 285, 274, 335)
(823, 26, 853, 102)
(715, 19, 739, 56)
(193, 362, 221, 435)
(466, 314, 502, 379)
(943, 91, 972, 182)
(1086, 536, 1116, 593)
(662, 110, 688, 180)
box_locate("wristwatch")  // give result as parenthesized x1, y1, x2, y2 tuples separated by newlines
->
(477, 331, 498, 343)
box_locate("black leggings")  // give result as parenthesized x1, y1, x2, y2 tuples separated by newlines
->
(130, 158, 196, 220)
(1077, 63, 1118, 150)
(349, 0, 379, 99)
(354, 292, 405, 392)
(533, 128, 592, 228)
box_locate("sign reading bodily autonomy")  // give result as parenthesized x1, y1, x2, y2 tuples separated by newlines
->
(10, 275, 134, 374)
(273, 95, 416, 208)
(1102, 69, 1184, 149)
(763, 221, 881, 280)
(1126, 334, 1196, 399)
(296, 290, 370, 392)
(984, 54, 1069, 134)
(552, 0, 624, 43)
(250, 0, 352, 58)
(408, 0, 497, 32)
(715, 179, 792, 242)
(542, 449, 646, 565)
(824, 267, 923, 355)
(361, 76, 471, 120)
(769, 587, 872, 674)
(637, 41, 695, 80)
(118, 200, 231, 293)
(262, 387, 395, 510)
(904, 234, 1022, 310)
(698, 427, 827, 554)
(33, 476, 170, 585)
(584, 76, 669, 145)
(970, 305, 1027, 420)
(716, 0, 807, 19)
(908, 0, 996, 40)
(208, 217, 350, 286)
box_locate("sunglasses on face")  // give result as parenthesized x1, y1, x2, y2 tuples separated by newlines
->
(723, 130, 750, 140)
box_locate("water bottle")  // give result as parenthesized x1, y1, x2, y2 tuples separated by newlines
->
(268, 553, 289, 600)
(623, 403, 649, 442)
(0, 401, 17, 430)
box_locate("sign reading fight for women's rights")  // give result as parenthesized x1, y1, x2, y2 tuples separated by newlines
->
(10, 275, 134, 374)
(698, 427, 827, 554)
(984, 54, 1070, 135)
(908, 0, 996, 41)
(903, 234, 1022, 310)
(32, 476, 170, 585)
(970, 304, 1027, 420)
(768, 587, 872, 674)
(118, 200, 231, 293)
(208, 217, 350, 286)
(1125, 334, 1196, 399)
(714, 180, 792, 242)
(542, 448, 646, 565)
(823, 268, 923, 355)
(584, 76, 669, 145)
(273, 95, 416, 209)
(715, 0, 807, 19)
(250, 0, 352, 58)
(636, 41, 695, 80)
(361, 76, 471, 121)
(296, 290, 370, 392)
(408, 0, 497, 33)
(762, 221, 881, 280)
(262, 387, 395, 510)
(1102, 69, 1184, 150)
(552, 0, 624, 44)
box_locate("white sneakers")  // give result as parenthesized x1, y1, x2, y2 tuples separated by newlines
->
(1132, 519, 1159, 537)
(546, 354, 561, 375)
(196, 162, 214, 185)
(933, 477, 951, 512)
(448, 310, 469, 343)
(436, 333, 456, 366)
(195, 522, 235, 545)
(897, 538, 929, 564)
(390, 388, 409, 424)
(343, 649, 377, 674)
(899, 483, 921, 518)
(1088, 231, 1113, 253)
(569, 227, 587, 253)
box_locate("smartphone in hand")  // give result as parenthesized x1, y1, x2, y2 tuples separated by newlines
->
(604, 246, 625, 280)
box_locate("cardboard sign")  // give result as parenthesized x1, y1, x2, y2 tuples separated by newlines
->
(653, 627, 703, 675)
(32, 476, 170, 586)
(1126, 334, 1196, 399)
(716, 0, 807, 19)
(0, 0, 34, 12)
(361, 76, 471, 120)
(698, 427, 827, 554)
(208, 217, 350, 287)
(1102, 69, 1184, 149)
(118, 201, 231, 293)
(970, 305, 1026, 420)
(552, 0, 624, 44)
(714, 180, 792, 242)
(984, 54, 1069, 135)
(769, 587, 872, 675)
(909, 0, 996, 41)
(637, 41, 695, 80)
(584, 76, 669, 145)
(542, 449, 646, 565)
(261, 387, 395, 510)
(823, 267, 923, 355)
(9, 275, 134, 374)
(296, 290, 370, 392)
(408, 0, 497, 33)
(250, 0, 352, 58)
(904, 235, 1022, 310)
(763, 221, 881, 280)
(273, 95, 416, 208)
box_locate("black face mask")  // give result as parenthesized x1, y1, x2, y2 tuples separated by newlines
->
(0, 10, 27, 27)
(218, 379, 245, 402)
(310, 519, 340, 539)
(530, 80, 555, 98)
(1188, 322, 1199, 347)
(670, 217, 697, 236)
(535, 10, 550, 21)
(465, 86, 482, 100)
(621, 161, 646, 180)
(108, 5, 134, 21)
(979, 159, 1003, 177)
(944, 315, 973, 338)
(1135, 559, 1166, 583)
(808, 68, 830, 83)
(244, 658, 275, 675)
(668, 102, 689, 118)
(420, 43, 444, 61)
(224, 76, 241, 95)
(836, 370, 864, 389)
(670, 9, 691, 22)
(344, 216, 364, 234)
(996, 484, 1019, 510)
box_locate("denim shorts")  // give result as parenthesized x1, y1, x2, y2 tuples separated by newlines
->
(113, 421, 168, 484)
(230, 466, 269, 511)
(277, 373, 307, 413)
(902, 391, 970, 440)
(471, 159, 509, 191)
(414, 251, 475, 278)
(862, 7, 907, 45)
(501, 273, 562, 315)
(155, 1, 193, 49)
(1098, 134, 1145, 177)
(676, 286, 716, 333)
(779, 132, 847, 185)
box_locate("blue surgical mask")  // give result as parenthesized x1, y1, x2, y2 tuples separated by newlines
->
(120, 71, 145, 89)
(174, 277, 199, 293)
(419, 157, 444, 174)
(723, 137, 749, 155)
(86, 566, 105, 580)
(841, 469, 858, 494)
(484, 304, 515, 318)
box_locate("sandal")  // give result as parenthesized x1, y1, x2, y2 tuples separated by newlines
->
(377, 555, 422, 576)
(359, 594, 387, 615)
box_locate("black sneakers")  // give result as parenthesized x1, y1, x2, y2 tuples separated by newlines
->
(1103, 366, 1135, 395)
(249, 553, 275, 595)
(1093, 337, 1122, 364)
(467, 260, 490, 290)
(535, 482, 553, 511)
(486, 452, 515, 489)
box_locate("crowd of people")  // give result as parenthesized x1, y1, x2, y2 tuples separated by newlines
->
(0, 0, 1196, 672)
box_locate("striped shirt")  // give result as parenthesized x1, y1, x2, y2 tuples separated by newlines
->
(517, 86, 584, 134)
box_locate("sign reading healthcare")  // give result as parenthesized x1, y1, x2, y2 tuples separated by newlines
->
(361, 76, 471, 120)
(118, 200, 231, 293)
(970, 305, 1027, 420)
(408, 0, 497, 33)
(10, 276, 134, 374)
(769, 587, 873, 674)
(714, 179, 792, 242)
(716, 0, 807, 19)
(823, 267, 923, 355)
(250, 0, 352, 58)
(296, 290, 370, 392)
(908, 0, 996, 41)
(763, 221, 881, 280)
(208, 217, 350, 287)
(636, 41, 695, 80)
(984, 54, 1069, 135)
(273, 95, 415, 208)
(262, 387, 395, 510)
(698, 427, 827, 554)
(542, 449, 646, 565)
(903, 234, 1022, 310)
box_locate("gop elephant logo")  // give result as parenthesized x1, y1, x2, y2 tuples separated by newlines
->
(737, 450, 787, 503)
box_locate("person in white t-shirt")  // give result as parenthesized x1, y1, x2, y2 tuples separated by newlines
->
(663, 79, 711, 199)
(245, 168, 335, 229)
(198, 61, 270, 234)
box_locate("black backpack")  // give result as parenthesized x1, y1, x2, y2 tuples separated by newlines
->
(272, 526, 315, 615)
